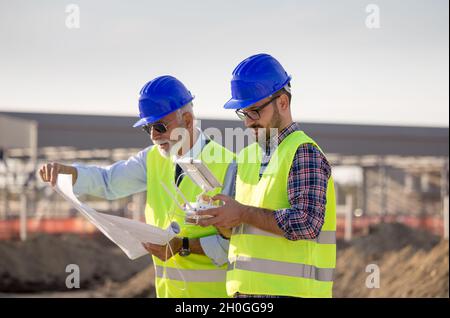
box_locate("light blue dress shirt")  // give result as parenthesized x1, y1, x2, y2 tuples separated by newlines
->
(72, 129, 235, 266)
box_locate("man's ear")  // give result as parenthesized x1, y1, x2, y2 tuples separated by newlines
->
(278, 94, 290, 112)
(182, 111, 194, 129)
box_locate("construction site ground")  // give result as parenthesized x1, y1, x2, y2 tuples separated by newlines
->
(0, 222, 448, 298)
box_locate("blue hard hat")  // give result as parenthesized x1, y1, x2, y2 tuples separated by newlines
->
(223, 53, 291, 110)
(133, 75, 194, 127)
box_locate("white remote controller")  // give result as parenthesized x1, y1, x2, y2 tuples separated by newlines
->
(184, 199, 215, 225)
(160, 179, 218, 225)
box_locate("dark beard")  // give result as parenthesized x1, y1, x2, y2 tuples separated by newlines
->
(254, 106, 282, 150)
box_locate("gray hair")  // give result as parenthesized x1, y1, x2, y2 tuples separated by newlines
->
(176, 102, 194, 122)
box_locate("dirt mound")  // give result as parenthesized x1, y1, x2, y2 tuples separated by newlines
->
(0, 233, 151, 293)
(334, 223, 448, 298)
(2, 223, 446, 298)
(95, 222, 448, 298)
(340, 222, 441, 257)
(104, 222, 448, 298)
(99, 266, 156, 298)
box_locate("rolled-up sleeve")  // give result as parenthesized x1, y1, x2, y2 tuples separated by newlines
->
(199, 235, 230, 267)
(274, 143, 331, 241)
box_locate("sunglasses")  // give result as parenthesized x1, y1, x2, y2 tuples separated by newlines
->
(142, 119, 176, 135)
(235, 94, 281, 121)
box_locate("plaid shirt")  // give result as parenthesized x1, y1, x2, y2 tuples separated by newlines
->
(235, 122, 331, 298)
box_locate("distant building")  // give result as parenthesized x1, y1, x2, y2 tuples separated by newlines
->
(0, 111, 448, 238)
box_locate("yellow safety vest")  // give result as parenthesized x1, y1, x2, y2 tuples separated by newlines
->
(227, 130, 336, 298)
(145, 140, 235, 298)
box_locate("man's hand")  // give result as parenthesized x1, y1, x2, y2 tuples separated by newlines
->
(216, 227, 232, 239)
(196, 194, 247, 228)
(142, 237, 183, 261)
(38, 162, 78, 186)
(197, 194, 286, 238)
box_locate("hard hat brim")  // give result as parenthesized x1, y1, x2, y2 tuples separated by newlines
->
(133, 95, 195, 128)
(132, 97, 195, 128)
(132, 112, 171, 127)
(223, 97, 264, 110)
(223, 76, 291, 110)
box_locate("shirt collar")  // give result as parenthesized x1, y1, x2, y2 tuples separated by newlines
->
(277, 122, 300, 145)
(264, 122, 300, 155)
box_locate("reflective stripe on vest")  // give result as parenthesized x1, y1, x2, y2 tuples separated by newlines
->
(228, 255, 334, 282)
(155, 266, 227, 282)
(235, 224, 336, 244)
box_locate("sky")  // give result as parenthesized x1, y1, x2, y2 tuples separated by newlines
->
(0, 0, 448, 127)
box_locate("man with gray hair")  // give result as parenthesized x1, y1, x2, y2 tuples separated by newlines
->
(39, 75, 235, 298)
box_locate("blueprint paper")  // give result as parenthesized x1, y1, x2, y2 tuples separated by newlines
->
(53, 174, 180, 260)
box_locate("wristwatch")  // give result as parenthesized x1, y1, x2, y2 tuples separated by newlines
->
(179, 237, 190, 256)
